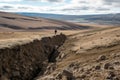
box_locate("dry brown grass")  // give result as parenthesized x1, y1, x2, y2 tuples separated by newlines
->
(55, 26, 120, 70)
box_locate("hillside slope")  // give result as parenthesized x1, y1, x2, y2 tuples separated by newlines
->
(36, 27, 120, 80)
(0, 12, 91, 31)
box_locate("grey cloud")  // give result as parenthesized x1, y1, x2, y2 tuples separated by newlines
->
(25, 0, 63, 2)
(25, 0, 42, 1)
(24, 0, 41, 2)
(0, 5, 32, 11)
(0, 6, 14, 10)
(96, 7, 110, 11)
(46, 0, 62, 2)
(61, 6, 90, 11)
(103, 0, 120, 5)
(78, 1, 88, 3)
(80, 7, 90, 10)
(18, 7, 30, 9)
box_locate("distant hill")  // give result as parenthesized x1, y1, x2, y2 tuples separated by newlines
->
(0, 11, 91, 31)
(17, 12, 120, 25)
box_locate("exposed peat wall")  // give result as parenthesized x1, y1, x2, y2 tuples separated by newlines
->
(0, 34, 66, 80)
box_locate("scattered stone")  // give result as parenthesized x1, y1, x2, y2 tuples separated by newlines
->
(95, 65, 101, 70)
(69, 63, 75, 68)
(60, 53, 65, 59)
(56, 73, 62, 79)
(109, 66, 114, 70)
(98, 55, 106, 61)
(114, 53, 120, 58)
(80, 74, 86, 79)
(62, 70, 73, 77)
(106, 76, 112, 80)
(114, 61, 120, 65)
(104, 63, 111, 69)
(85, 71, 90, 74)
(106, 71, 116, 80)
(61, 70, 75, 80)
(80, 68, 84, 72)
(109, 72, 116, 77)
(114, 77, 119, 80)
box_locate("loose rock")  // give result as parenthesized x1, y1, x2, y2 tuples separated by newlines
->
(98, 55, 106, 61)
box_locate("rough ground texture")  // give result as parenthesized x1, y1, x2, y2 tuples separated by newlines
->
(35, 27, 120, 80)
(0, 34, 66, 80)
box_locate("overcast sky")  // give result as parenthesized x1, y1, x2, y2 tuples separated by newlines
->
(0, 0, 120, 15)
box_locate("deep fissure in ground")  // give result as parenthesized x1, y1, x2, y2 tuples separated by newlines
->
(0, 34, 66, 80)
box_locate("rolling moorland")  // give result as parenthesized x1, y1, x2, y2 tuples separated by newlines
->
(0, 12, 120, 80)
(18, 12, 120, 25)
(0, 11, 92, 31)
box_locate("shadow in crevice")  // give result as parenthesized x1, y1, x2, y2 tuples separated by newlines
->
(48, 47, 60, 63)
